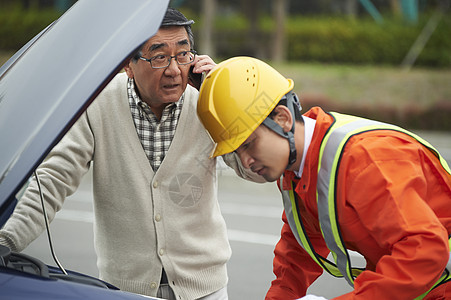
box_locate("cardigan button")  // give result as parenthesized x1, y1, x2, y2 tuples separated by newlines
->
(153, 181, 158, 188)
(159, 248, 165, 256)
(150, 282, 157, 289)
(155, 214, 161, 222)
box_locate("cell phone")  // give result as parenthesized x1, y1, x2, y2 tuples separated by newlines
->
(188, 65, 204, 90)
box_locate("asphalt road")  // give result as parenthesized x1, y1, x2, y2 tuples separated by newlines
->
(22, 130, 451, 299)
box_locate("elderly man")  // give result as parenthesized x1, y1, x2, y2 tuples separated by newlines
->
(0, 8, 258, 300)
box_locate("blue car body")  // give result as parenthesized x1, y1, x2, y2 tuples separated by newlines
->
(0, 0, 168, 298)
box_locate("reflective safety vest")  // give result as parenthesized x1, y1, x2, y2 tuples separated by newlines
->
(280, 112, 451, 300)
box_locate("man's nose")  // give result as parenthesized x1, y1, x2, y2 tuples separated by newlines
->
(164, 57, 182, 76)
(238, 151, 254, 169)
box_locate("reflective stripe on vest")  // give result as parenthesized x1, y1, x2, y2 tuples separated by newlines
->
(280, 111, 451, 297)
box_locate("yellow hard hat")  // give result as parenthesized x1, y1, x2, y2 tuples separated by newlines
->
(197, 57, 294, 157)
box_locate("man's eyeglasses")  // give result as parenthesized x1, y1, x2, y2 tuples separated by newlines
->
(139, 50, 197, 69)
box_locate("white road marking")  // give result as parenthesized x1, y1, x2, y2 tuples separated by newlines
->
(220, 202, 283, 218)
(55, 209, 93, 223)
(55, 208, 282, 246)
(227, 229, 279, 246)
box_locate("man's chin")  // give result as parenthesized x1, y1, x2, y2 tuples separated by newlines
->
(262, 173, 279, 182)
(162, 87, 184, 101)
(260, 167, 287, 182)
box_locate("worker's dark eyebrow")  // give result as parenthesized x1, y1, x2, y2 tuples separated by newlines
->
(148, 39, 190, 53)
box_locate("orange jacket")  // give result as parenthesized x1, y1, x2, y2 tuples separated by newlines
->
(266, 107, 451, 300)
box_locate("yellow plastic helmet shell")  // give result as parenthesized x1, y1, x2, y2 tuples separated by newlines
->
(197, 56, 294, 157)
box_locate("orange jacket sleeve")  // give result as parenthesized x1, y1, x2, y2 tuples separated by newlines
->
(266, 211, 328, 300)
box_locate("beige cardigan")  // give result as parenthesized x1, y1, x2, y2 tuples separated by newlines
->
(0, 72, 257, 299)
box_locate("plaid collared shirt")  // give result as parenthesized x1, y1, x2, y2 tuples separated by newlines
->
(127, 78, 183, 172)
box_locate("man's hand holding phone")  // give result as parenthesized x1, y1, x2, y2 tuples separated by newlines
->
(188, 54, 216, 90)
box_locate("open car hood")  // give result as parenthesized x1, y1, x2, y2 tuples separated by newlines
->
(0, 0, 169, 226)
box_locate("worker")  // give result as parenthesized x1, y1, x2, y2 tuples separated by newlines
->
(196, 56, 451, 299)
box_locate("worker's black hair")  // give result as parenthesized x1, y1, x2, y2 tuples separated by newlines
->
(268, 92, 303, 123)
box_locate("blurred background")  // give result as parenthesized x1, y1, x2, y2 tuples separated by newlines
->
(1, 0, 450, 131)
(1, 0, 450, 299)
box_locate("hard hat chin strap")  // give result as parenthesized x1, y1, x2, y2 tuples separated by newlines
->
(262, 92, 300, 169)
(263, 117, 297, 168)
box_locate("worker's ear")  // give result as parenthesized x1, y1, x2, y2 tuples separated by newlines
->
(272, 105, 293, 133)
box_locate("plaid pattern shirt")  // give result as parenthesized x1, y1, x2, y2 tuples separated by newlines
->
(127, 78, 183, 172)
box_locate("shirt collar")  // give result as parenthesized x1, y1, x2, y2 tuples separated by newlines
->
(294, 115, 316, 178)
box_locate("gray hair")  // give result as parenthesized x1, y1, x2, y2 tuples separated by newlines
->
(132, 7, 195, 63)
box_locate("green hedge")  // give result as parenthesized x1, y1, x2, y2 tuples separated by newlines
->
(0, 8, 62, 50)
(284, 16, 451, 67)
(1, 9, 450, 68)
(191, 14, 451, 68)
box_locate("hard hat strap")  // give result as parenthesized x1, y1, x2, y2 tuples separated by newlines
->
(262, 92, 299, 168)
(262, 118, 297, 168)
